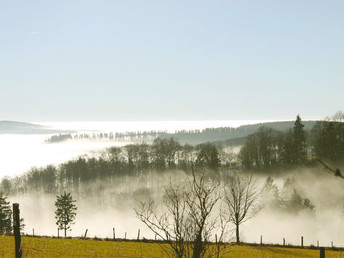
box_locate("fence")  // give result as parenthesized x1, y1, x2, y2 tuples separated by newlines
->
(10, 204, 344, 257)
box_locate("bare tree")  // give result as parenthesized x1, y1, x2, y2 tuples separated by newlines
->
(224, 174, 260, 243)
(135, 183, 189, 257)
(135, 171, 230, 258)
(186, 172, 220, 258)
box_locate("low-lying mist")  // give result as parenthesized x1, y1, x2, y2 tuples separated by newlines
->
(9, 167, 344, 247)
(0, 134, 127, 177)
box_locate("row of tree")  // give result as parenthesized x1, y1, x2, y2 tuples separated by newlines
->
(239, 115, 344, 169)
(0, 140, 223, 195)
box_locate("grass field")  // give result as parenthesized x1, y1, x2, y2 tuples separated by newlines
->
(0, 236, 343, 257)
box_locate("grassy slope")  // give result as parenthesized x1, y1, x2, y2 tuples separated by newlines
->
(0, 236, 342, 257)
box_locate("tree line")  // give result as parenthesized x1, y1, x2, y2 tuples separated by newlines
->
(239, 114, 344, 170)
(0, 139, 223, 195)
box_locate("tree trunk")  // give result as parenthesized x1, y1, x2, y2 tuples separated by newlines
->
(192, 234, 202, 258)
(64, 225, 67, 237)
(236, 223, 240, 243)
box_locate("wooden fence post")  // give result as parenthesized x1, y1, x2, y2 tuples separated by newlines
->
(113, 228, 115, 240)
(283, 238, 285, 246)
(301, 236, 303, 248)
(331, 241, 333, 248)
(137, 229, 140, 240)
(320, 247, 325, 258)
(58, 228, 60, 238)
(317, 240, 319, 248)
(260, 235, 262, 245)
(125, 232, 127, 240)
(13, 203, 22, 258)
(84, 229, 88, 239)
(32, 228, 34, 237)
(215, 234, 218, 244)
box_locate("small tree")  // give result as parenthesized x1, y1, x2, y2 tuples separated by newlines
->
(224, 174, 260, 243)
(0, 193, 12, 234)
(55, 192, 77, 237)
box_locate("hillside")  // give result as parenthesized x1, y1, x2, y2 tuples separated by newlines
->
(0, 121, 73, 134)
(167, 120, 319, 145)
(46, 120, 320, 144)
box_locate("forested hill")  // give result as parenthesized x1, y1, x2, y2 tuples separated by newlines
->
(163, 120, 319, 144)
(46, 120, 319, 144)
(0, 121, 72, 134)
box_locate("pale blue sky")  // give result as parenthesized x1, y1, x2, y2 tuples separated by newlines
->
(0, 0, 343, 121)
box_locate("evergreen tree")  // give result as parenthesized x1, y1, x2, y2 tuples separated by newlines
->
(55, 192, 77, 237)
(0, 193, 12, 234)
(259, 177, 280, 209)
(292, 115, 307, 164)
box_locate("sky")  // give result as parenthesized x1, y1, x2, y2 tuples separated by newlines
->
(0, 0, 343, 122)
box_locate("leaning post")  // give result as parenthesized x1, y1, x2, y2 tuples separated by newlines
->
(13, 203, 22, 258)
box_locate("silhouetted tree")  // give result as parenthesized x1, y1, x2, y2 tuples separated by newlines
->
(292, 115, 307, 164)
(239, 127, 280, 169)
(195, 143, 220, 169)
(55, 192, 77, 237)
(224, 174, 260, 243)
(0, 193, 12, 234)
(152, 138, 181, 170)
(312, 121, 344, 162)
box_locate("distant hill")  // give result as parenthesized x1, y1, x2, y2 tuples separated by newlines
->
(45, 120, 320, 145)
(0, 121, 74, 134)
(160, 120, 319, 145)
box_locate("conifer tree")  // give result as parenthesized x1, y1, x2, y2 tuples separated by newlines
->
(55, 192, 77, 237)
(0, 193, 12, 234)
(292, 115, 307, 164)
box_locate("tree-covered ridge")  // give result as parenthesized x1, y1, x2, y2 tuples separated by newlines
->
(239, 117, 344, 170)
(46, 120, 319, 144)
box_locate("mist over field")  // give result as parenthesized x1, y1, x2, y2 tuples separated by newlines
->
(1, 118, 344, 249)
(6, 167, 344, 247)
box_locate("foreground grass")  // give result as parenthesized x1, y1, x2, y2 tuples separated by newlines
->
(0, 235, 343, 257)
